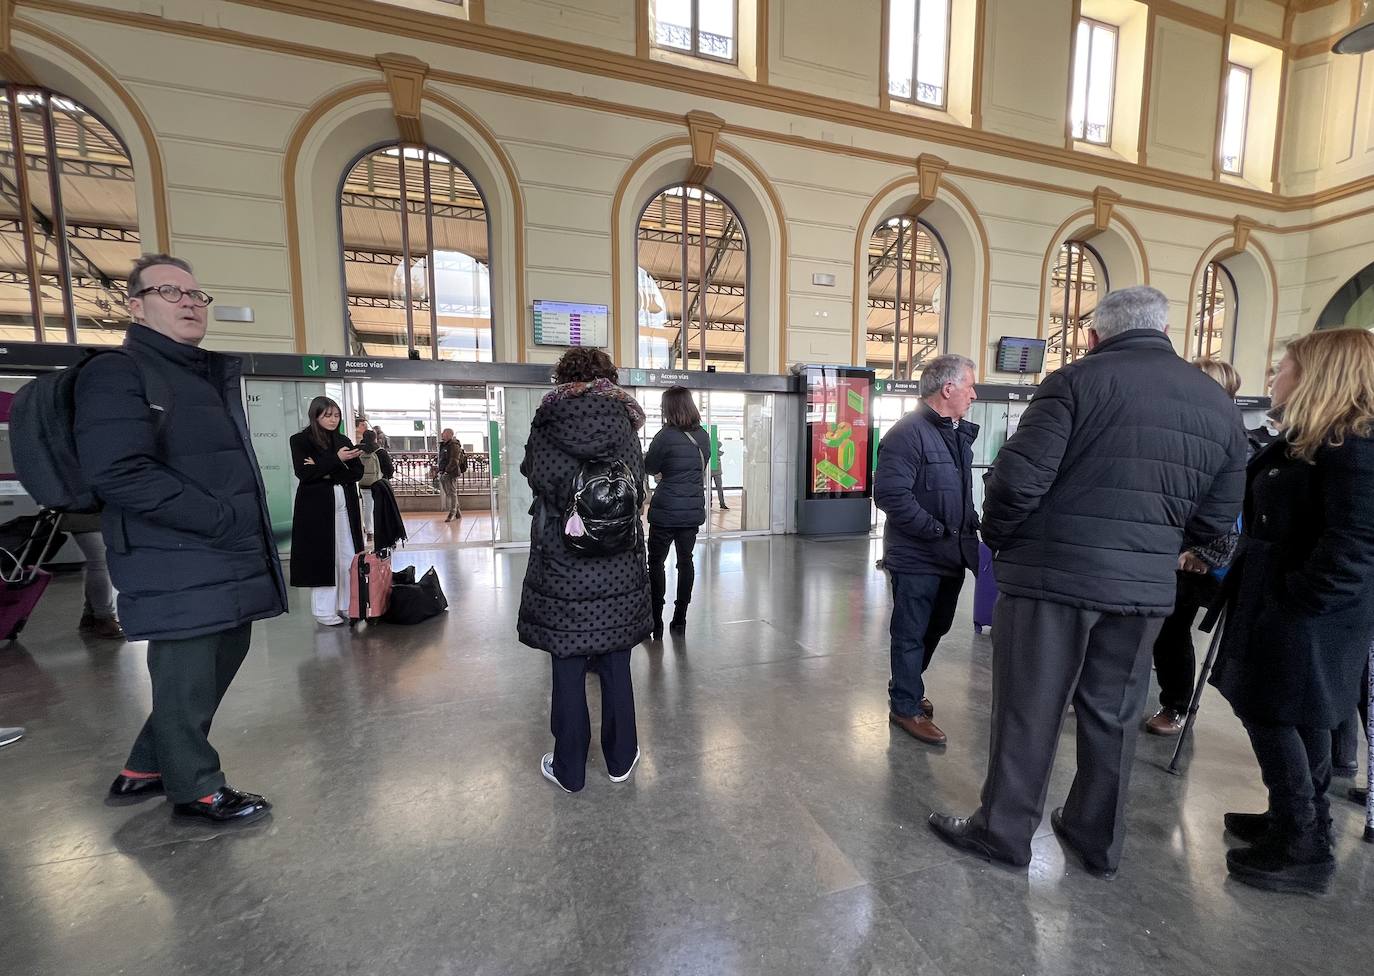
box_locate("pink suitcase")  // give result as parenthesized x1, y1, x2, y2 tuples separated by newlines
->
(0, 510, 64, 641)
(348, 551, 393, 622)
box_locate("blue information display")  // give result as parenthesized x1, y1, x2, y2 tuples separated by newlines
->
(532, 301, 609, 348)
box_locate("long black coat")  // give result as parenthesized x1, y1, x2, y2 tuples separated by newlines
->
(644, 424, 711, 528)
(1211, 434, 1374, 729)
(983, 329, 1248, 616)
(517, 389, 653, 657)
(73, 324, 288, 641)
(289, 429, 364, 587)
(873, 405, 980, 577)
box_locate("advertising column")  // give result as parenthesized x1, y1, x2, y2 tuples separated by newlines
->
(797, 365, 875, 535)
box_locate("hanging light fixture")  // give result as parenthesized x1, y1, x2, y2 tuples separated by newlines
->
(1333, 1, 1374, 54)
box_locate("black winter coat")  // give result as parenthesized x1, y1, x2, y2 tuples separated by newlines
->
(873, 405, 980, 576)
(1211, 434, 1374, 729)
(982, 329, 1248, 616)
(288, 429, 364, 587)
(644, 424, 711, 528)
(73, 325, 288, 641)
(517, 388, 653, 657)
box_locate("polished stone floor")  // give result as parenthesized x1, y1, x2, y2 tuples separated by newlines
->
(1, 536, 1369, 976)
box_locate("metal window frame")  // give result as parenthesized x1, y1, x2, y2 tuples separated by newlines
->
(1072, 17, 1118, 147)
(887, 0, 953, 111)
(652, 0, 740, 66)
(864, 216, 950, 379)
(1219, 62, 1252, 178)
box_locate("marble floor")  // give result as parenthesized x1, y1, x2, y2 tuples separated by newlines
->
(0, 536, 1369, 976)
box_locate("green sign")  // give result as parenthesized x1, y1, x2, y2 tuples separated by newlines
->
(301, 355, 326, 377)
(488, 421, 502, 477)
(413, 420, 425, 432)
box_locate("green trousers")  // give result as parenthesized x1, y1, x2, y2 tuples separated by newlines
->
(124, 623, 253, 803)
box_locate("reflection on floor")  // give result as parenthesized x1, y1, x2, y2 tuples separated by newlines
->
(707, 489, 743, 533)
(401, 511, 495, 547)
(2, 536, 1368, 975)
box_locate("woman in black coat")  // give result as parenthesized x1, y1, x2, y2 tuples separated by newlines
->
(518, 347, 651, 793)
(1212, 328, 1374, 895)
(289, 397, 365, 625)
(643, 386, 711, 640)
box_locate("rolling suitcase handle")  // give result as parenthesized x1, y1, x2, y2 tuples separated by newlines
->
(20, 512, 65, 584)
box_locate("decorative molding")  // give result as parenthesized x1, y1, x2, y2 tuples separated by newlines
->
(971, 0, 987, 129)
(756, 0, 768, 86)
(1229, 214, 1260, 255)
(467, 0, 484, 24)
(1037, 205, 1152, 341)
(1, 0, 37, 83)
(376, 52, 429, 144)
(685, 109, 725, 185)
(1065, 0, 1083, 151)
(1090, 186, 1123, 234)
(12, 17, 170, 250)
(635, 0, 649, 59)
(1138, 8, 1157, 167)
(21, 0, 1371, 216)
(906, 153, 949, 218)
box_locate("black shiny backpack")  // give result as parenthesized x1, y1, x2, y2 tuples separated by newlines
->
(562, 458, 639, 557)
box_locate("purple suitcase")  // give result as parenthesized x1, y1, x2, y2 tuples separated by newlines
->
(973, 542, 998, 634)
(0, 510, 64, 641)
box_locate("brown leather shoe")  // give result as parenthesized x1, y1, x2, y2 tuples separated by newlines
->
(890, 711, 947, 745)
(79, 615, 125, 640)
(1144, 708, 1185, 736)
(921, 698, 934, 718)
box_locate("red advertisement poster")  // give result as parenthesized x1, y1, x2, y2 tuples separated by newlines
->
(806, 369, 871, 498)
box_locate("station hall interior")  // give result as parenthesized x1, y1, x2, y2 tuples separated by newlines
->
(3, 0, 1374, 974)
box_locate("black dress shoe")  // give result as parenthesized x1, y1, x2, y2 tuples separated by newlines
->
(172, 786, 272, 826)
(668, 617, 687, 633)
(1050, 807, 1117, 880)
(106, 773, 165, 805)
(651, 621, 664, 642)
(927, 813, 1024, 867)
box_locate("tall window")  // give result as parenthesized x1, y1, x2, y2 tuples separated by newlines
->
(1194, 261, 1233, 359)
(0, 86, 141, 345)
(865, 217, 945, 379)
(636, 185, 747, 373)
(1045, 240, 1103, 372)
(1070, 18, 1117, 146)
(1219, 63, 1251, 176)
(339, 144, 492, 362)
(653, 0, 737, 63)
(887, 0, 952, 109)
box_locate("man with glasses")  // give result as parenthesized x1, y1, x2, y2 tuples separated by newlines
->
(74, 254, 287, 826)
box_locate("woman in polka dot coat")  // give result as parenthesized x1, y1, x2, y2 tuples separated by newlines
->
(519, 347, 652, 792)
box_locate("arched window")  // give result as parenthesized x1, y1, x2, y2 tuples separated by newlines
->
(864, 217, 946, 379)
(339, 143, 492, 361)
(1193, 260, 1236, 360)
(636, 184, 747, 372)
(0, 86, 140, 345)
(1045, 239, 1106, 372)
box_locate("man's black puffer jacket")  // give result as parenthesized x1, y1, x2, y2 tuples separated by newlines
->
(982, 329, 1248, 616)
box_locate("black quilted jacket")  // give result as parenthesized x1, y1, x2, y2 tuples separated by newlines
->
(982, 329, 1248, 616)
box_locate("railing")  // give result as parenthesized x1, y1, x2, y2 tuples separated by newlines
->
(389, 451, 493, 496)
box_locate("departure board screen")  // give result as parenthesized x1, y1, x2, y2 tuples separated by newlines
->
(532, 301, 609, 348)
(997, 337, 1047, 374)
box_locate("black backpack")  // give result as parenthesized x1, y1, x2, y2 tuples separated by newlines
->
(10, 350, 172, 514)
(562, 458, 639, 557)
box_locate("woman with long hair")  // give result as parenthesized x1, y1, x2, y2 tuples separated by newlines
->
(289, 397, 365, 625)
(1212, 329, 1374, 895)
(643, 386, 712, 640)
(518, 347, 651, 792)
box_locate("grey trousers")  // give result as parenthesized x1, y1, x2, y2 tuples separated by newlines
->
(72, 531, 116, 619)
(970, 595, 1163, 870)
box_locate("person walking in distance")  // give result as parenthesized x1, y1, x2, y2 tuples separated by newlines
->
(710, 440, 728, 511)
(76, 254, 286, 825)
(643, 386, 712, 640)
(873, 354, 981, 746)
(929, 286, 1247, 877)
(437, 428, 465, 522)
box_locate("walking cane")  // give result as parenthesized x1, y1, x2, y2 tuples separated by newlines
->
(1167, 603, 1226, 776)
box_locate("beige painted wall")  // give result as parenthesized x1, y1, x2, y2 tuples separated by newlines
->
(8, 0, 1374, 395)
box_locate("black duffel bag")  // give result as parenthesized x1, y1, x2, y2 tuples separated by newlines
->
(383, 566, 448, 625)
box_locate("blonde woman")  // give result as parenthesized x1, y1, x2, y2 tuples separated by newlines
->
(1212, 329, 1374, 895)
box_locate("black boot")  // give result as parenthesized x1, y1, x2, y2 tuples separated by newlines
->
(652, 603, 665, 642)
(1226, 819, 1335, 895)
(1224, 810, 1275, 845)
(668, 602, 687, 633)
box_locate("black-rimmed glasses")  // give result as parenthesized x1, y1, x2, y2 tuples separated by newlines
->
(133, 284, 214, 307)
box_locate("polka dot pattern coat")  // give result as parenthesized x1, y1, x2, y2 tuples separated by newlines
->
(517, 387, 653, 657)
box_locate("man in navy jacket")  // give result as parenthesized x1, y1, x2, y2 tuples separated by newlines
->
(75, 254, 287, 826)
(873, 354, 980, 746)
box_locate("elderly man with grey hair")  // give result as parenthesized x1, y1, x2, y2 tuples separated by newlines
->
(929, 285, 1247, 877)
(873, 353, 981, 746)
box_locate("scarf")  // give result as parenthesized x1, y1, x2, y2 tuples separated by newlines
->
(542, 377, 646, 431)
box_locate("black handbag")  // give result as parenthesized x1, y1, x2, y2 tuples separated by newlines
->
(383, 566, 448, 625)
